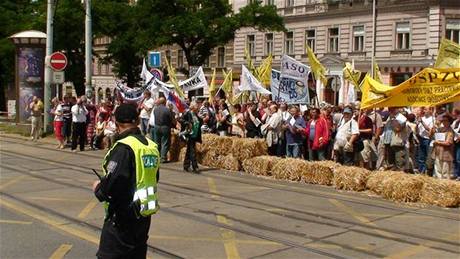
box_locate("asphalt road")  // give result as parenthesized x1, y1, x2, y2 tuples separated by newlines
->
(0, 134, 459, 259)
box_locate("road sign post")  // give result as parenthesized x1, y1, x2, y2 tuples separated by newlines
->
(49, 52, 67, 71)
(148, 51, 161, 68)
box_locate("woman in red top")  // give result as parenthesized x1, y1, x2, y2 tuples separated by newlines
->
(304, 108, 330, 161)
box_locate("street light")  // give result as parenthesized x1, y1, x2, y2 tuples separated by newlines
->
(83, 0, 93, 100)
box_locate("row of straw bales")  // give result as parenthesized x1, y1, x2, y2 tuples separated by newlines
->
(169, 133, 460, 208)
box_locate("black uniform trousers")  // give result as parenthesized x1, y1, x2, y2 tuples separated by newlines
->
(184, 139, 198, 170)
(71, 122, 86, 151)
(97, 216, 151, 259)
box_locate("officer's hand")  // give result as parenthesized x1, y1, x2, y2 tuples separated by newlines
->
(92, 180, 100, 192)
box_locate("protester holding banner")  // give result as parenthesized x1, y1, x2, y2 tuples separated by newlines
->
(432, 114, 455, 179)
(216, 101, 231, 136)
(153, 97, 173, 163)
(261, 104, 283, 156)
(284, 106, 306, 158)
(358, 109, 375, 169)
(452, 109, 460, 180)
(139, 90, 154, 135)
(333, 107, 359, 165)
(304, 108, 329, 161)
(244, 102, 262, 138)
(416, 107, 435, 173)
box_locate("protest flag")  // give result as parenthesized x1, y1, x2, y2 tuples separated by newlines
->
(435, 38, 460, 68)
(221, 69, 233, 100)
(164, 56, 186, 99)
(373, 60, 383, 83)
(244, 48, 256, 72)
(343, 62, 364, 89)
(306, 46, 328, 85)
(256, 54, 273, 87)
(240, 65, 272, 95)
(208, 68, 217, 103)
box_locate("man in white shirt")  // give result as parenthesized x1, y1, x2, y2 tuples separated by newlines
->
(139, 91, 154, 135)
(333, 107, 360, 165)
(416, 107, 434, 173)
(71, 97, 88, 152)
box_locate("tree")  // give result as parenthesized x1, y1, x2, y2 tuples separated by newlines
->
(0, 0, 91, 97)
(98, 0, 285, 84)
(0, 0, 43, 110)
(138, 0, 285, 75)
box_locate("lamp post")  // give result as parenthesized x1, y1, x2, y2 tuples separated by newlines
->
(9, 31, 47, 125)
(84, 0, 93, 99)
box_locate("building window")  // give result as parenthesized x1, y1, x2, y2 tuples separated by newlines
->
(328, 28, 339, 53)
(305, 29, 315, 52)
(396, 22, 411, 50)
(353, 25, 364, 52)
(446, 19, 460, 43)
(285, 31, 294, 55)
(217, 47, 225, 67)
(247, 35, 255, 57)
(177, 50, 184, 68)
(265, 33, 274, 55)
(286, 0, 295, 7)
(265, 0, 275, 5)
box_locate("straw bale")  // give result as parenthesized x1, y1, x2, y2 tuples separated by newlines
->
(201, 134, 232, 155)
(167, 131, 186, 162)
(301, 161, 339, 186)
(218, 155, 241, 171)
(420, 178, 460, 207)
(333, 166, 371, 191)
(178, 147, 187, 162)
(366, 171, 401, 195)
(379, 173, 427, 202)
(242, 156, 282, 176)
(272, 158, 308, 181)
(231, 138, 268, 162)
(199, 150, 221, 168)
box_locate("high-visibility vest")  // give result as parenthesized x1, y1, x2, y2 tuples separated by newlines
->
(102, 135, 160, 217)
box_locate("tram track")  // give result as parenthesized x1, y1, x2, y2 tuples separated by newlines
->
(2, 137, 459, 221)
(1, 151, 459, 256)
(0, 163, 350, 259)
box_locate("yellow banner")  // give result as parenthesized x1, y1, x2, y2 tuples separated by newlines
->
(434, 38, 460, 69)
(361, 67, 460, 109)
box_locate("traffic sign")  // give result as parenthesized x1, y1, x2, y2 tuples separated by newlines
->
(148, 51, 161, 68)
(149, 68, 163, 81)
(52, 71, 65, 84)
(49, 52, 67, 71)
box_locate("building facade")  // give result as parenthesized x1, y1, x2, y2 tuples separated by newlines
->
(233, 0, 460, 104)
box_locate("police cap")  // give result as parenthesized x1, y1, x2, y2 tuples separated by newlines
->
(114, 103, 139, 124)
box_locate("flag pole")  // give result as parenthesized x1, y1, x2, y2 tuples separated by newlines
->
(371, 0, 376, 78)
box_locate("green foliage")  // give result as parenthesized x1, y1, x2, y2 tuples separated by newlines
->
(0, 0, 44, 109)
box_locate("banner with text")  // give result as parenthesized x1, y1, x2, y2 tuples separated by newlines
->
(115, 81, 149, 103)
(271, 69, 310, 104)
(361, 68, 460, 109)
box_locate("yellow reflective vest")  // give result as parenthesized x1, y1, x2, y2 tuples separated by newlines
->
(102, 135, 160, 217)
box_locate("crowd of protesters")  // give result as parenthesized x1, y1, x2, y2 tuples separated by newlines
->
(42, 91, 460, 180)
(189, 97, 460, 180)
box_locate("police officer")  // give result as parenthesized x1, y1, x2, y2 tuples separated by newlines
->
(92, 103, 160, 259)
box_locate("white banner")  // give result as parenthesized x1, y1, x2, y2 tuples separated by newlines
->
(116, 81, 149, 103)
(239, 65, 272, 95)
(270, 69, 310, 104)
(180, 66, 208, 92)
(280, 55, 310, 79)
